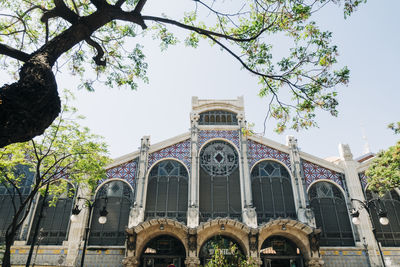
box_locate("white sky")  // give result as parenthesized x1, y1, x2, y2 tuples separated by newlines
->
(5, 1, 400, 160)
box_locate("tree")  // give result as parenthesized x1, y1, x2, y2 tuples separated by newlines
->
(0, 93, 110, 267)
(204, 244, 257, 267)
(366, 123, 400, 195)
(0, 0, 366, 147)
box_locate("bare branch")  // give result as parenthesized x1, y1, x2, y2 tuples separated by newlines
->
(90, 0, 110, 9)
(133, 0, 147, 14)
(115, 0, 126, 8)
(41, 0, 79, 25)
(85, 38, 106, 66)
(0, 43, 30, 62)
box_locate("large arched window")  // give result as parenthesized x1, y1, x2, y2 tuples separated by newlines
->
(0, 165, 33, 244)
(367, 190, 400, 247)
(88, 180, 133, 246)
(309, 181, 354, 246)
(199, 141, 241, 222)
(145, 160, 188, 222)
(198, 110, 238, 125)
(251, 160, 296, 223)
(28, 182, 75, 245)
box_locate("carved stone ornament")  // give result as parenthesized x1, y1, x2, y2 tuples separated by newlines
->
(184, 257, 201, 267)
(188, 207, 198, 218)
(188, 232, 197, 251)
(307, 258, 324, 267)
(126, 230, 137, 251)
(246, 207, 256, 220)
(191, 112, 200, 122)
(309, 229, 321, 252)
(248, 231, 258, 252)
(122, 256, 139, 267)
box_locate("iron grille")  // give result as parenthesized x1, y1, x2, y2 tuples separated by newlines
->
(251, 161, 297, 224)
(199, 141, 241, 222)
(309, 182, 354, 246)
(88, 180, 133, 246)
(367, 190, 400, 247)
(145, 160, 188, 223)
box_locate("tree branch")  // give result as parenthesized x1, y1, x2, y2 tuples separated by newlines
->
(0, 43, 30, 62)
(133, 0, 147, 13)
(142, 15, 273, 42)
(41, 0, 79, 25)
(90, 0, 110, 9)
(115, 0, 126, 8)
(85, 38, 106, 66)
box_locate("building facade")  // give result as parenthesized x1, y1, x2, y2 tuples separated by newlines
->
(3, 97, 400, 267)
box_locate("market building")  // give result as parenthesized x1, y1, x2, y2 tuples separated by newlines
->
(2, 97, 400, 267)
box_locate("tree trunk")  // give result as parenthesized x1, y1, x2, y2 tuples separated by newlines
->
(0, 54, 60, 147)
(2, 228, 17, 267)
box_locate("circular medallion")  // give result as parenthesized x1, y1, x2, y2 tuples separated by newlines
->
(200, 141, 238, 176)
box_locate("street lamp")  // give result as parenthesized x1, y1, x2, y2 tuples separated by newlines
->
(70, 196, 108, 267)
(350, 198, 389, 267)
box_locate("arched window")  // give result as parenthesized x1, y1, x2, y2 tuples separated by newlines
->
(251, 161, 296, 223)
(28, 182, 75, 245)
(145, 160, 188, 222)
(0, 165, 33, 244)
(88, 180, 133, 246)
(199, 141, 241, 221)
(309, 182, 354, 246)
(366, 190, 400, 247)
(199, 110, 238, 125)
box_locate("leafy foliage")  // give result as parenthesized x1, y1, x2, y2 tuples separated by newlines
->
(366, 124, 400, 195)
(203, 244, 257, 267)
(0, 0, 366, 137)
(0, 91, 110, 266)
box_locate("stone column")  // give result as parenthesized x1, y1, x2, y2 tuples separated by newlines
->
(238, 113, 257, 228)
(123, 228, 139, 267)
(286, 136, 315, 226)
(187, 112, 200, 228)
(338, 144, 382, 267)
(129, 136, 150, 228)
(65, 185, 91, 266)
(185, 228, 200, 266)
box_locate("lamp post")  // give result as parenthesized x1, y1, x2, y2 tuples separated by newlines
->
(70, 196, 108, 267)
(350, 198, 389, 267)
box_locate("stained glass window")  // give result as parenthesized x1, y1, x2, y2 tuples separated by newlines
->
(88, 180, 134, 246)
(251, 161, 296, 224)
(145, 160, 188, 222)
(309, 182, 354, 246)
(367, 190, 400, 247)
(199, 110, 238, 125)
(199, 141, 241, 221)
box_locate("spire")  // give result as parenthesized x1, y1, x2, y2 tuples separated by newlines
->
(361, 124, 371, 154)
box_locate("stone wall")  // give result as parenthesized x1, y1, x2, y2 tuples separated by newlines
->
(75, 248, 125, 267)
(321, 248, 369, 267)
(9, 246, 68, 266)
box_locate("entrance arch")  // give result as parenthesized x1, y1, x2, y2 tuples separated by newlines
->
(260, 236, 304, 267)
(140, 235, 186, 267)
(199, 235, 245, 266)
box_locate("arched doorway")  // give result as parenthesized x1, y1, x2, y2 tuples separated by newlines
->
(141, 235, 186, 267)
(199, 235, 245, 266)
(260, 236, 304, 267)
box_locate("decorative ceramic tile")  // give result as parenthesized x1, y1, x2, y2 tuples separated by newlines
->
(302, 160, 344, 188)
(104, 159, 138, 188)
(247, 139, 291, 169)
(198, 130, 240, 151)
(147, 139, 191, 170)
